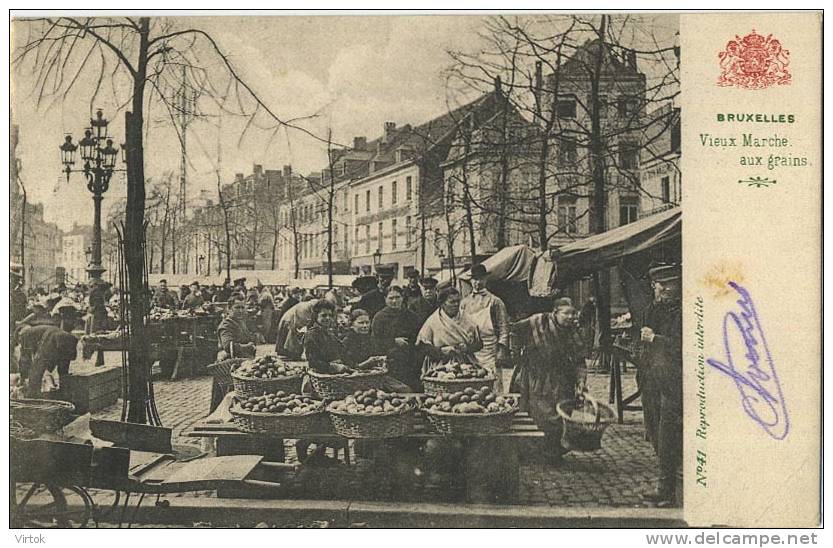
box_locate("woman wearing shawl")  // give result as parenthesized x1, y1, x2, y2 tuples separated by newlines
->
(416, 287, 483, 363)
(371, 286, 421, 389)
(510, 297, 587, 465)
(341, 308, 374, 366)
(304, 300, 351, 374)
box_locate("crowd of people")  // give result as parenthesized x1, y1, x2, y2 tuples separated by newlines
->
(10, 258, 681, 506)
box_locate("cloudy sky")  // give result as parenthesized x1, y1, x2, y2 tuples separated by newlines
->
(11, 13, 677, 230)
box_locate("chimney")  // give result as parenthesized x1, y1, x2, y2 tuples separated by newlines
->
(627, 49, 638, 70)
(382, 122, 396, 143)
(283, 165, 292, 178)
(353, 136, 367, 151)
(494, 76, 503, 98)
(253, 164, 263, 178)
(534, 61, 543, 117)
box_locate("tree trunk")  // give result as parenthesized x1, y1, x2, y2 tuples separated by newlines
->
(590, 15, 611, 357)
(124, 17, 151, 423)
(217, 175, 232, 282)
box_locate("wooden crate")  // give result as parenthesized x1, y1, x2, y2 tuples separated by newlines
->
(62, 365, 122, 415)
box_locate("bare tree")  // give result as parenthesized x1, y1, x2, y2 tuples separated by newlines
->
(14, 16, 325, 423)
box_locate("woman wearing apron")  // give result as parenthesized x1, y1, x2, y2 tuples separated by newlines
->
(459, 264, 511, 393)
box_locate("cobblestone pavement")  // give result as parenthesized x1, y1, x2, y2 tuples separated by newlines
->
(85, 348, 657, 509)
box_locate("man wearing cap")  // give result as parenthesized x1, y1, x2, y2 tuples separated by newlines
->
(402, 269, 422, 302)
(638, 264, 682, 506)
(181, 281, 205, 310)
(357, 266, 395, 320)
(407, 277, 439, 325)
(460, 264, 511, 392)
(152, 279, 179, 309)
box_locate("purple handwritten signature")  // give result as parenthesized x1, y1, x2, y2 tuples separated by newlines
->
(706, 281, 790, 440)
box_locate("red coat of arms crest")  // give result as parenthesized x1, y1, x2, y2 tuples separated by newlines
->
(717, 30, 791, 89)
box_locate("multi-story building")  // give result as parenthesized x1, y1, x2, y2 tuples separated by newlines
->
(10, 124, 63, 289)
(640, 104, 681, 213)
(60, 224, 94, 284)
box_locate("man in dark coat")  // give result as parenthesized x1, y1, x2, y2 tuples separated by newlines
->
(181, 281, 205, 310)
(357, 266, 394, 320)
(276, 287, 302, 321)
(638, 264, 682, 507)
(408, 276, 439, 326)
(402, 269, 422, 302)
(152, 279, 179, 309)
(19, 304, 79, 398)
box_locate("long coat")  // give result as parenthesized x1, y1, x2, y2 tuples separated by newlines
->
(371, 306, 421, 389)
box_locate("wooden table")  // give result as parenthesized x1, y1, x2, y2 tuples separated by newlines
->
(608, 341, 642, 423)
(187, 411, 543, 503)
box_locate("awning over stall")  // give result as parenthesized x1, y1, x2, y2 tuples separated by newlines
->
(552, 207, 681, 282)
(457, 244, 537, 283)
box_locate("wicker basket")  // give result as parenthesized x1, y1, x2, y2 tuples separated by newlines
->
(10, 399, 76, 434)
(420, 373, 495, 395)
(308, 368, 389, 400)
(423, 401, 518, 436)
(326, 402, 415, 439)
(230, 402, 326, 435)
(556, 397, 616, 451)
(231, 369, 305, 399)
(206, 358, 247, 390)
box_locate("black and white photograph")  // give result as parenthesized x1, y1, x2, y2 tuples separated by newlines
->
(10, 10, 691, 530)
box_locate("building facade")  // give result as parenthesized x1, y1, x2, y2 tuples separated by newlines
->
(60, 224, 93, 284)
(10, 124, 63, 289)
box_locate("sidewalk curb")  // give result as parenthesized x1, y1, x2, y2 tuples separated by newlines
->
(84, 496, 686, 528)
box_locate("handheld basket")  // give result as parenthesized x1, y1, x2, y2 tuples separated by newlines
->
(308, 367, 389, 401)
(230, 401, 326, 435)
(231, 369, 305, 399)
(423, 399, 518, 436)
(556, 397, 616, 451)
(326, 402, 415, 439)
(206, 358, 247, 391)
(10, 399, 76, 434)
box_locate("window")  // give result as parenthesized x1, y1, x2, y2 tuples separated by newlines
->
(597, 95, 608, 119)
(406, 176, 413, 201)
(617, 97, 639, 118)
(558, 140, 577, 165)
(405, 216, 412, 246)
(661, 176, 671, 203)
(378, 222, 384, 253)
(378, 186, 384, 209)
(344, 227, 349, 255)
(342, 192, 348, 213)
(556, 99, 576, 119)
(557, 199, 578, 234)
(354, 226, 360, 255)
(619, 143, 639, 169)
(354, 194, 359, 214)
(619, 200, 639, 226)
(391, 219, 398, 250)
(392, 181, 397, 205)
(364, 225, 371, 253)
(365, 190, 371, 212)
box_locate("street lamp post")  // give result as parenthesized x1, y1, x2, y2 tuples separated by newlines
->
(373, 248, 382, 272)
(59, 109, 124, 281)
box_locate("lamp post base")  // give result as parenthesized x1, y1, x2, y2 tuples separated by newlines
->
(87, 265, 106, 280)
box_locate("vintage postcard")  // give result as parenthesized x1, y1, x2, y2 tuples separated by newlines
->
(7, 10, 821, 531)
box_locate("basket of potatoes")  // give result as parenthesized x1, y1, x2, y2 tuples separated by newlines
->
(420, 357, 495, 395)
(422, 387, 518, 436)
(326, 389, 417, 439)
(230, 391, 326, 434)
(231, 354, 306, 399)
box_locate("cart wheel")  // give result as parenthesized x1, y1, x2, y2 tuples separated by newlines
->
(11, 484, 93, 528)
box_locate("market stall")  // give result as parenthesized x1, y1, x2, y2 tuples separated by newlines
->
(549, 206, 682, 422)
(184, 353, 602, 503)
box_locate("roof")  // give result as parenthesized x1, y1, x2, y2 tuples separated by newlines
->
(559, 39, 643, 80)
(552, 207, 681, 281)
